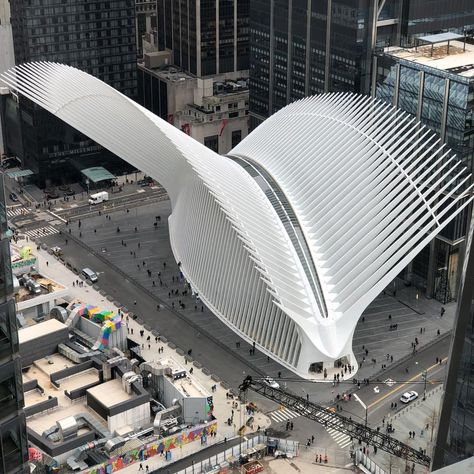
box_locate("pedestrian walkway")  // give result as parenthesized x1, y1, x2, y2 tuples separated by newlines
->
(267, 407, 300, 423)
(366, 386, 442, 473)
(7, 206, 29, 218)
(321, 412, 352, 449)
(20, 225, 60, 239)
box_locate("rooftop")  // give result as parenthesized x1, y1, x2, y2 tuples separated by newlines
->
(384, 40, 474, 77)
(19, 318, 67, 344)
(87, 379, 134, 408)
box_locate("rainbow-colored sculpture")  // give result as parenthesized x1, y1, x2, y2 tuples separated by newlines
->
(73, 304, 122, 350)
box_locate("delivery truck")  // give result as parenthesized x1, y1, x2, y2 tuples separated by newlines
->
(88, 191, 109, 205)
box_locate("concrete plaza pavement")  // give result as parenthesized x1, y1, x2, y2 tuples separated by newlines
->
(54, 201, 454, 388)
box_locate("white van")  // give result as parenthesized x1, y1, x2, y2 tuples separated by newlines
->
(82, 268, 98, 283)
(88, 191, 109, 205)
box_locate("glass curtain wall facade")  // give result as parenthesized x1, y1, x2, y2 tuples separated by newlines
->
(249, 0, 374, 126)
(4, 0, 138, 187)
(160, 0, 248, 77)
(433, 211, 474, 469)
(0, 175, 29, 474)
(249, 0, 474, 126)
(401, 0, 474, 46)
(374, 53, 474, 300)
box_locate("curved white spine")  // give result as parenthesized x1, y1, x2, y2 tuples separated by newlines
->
(1, 62, 472, 377)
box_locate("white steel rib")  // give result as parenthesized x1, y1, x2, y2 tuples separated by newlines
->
(2, 62, 472, 377)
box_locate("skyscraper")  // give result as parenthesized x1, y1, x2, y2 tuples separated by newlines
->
(373, 36, 474, 301)
(157, 0, 249, 76)
(249, 0, 474, 127)
(1, 0, 138, 187)
(0, 174, 29, 474)
(432, 210, 474, 469)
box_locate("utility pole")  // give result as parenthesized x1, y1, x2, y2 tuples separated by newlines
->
(422, 370, 428, 401)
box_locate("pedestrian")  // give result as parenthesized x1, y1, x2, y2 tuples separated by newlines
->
(46, 261, 49, 266)
(290, 421, 294, 430)
(134, 300, 137, 306)
(388, 314, 392, 320)
(146, 466, 149, 473)
(311, 435, 315, 443)
(138, 463, 143, 471)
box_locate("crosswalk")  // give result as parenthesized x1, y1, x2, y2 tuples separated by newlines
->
(268, 407, 300, 423)
(19, 226, 60, 239)
(268, 405, 352, 449)
(7, 207, 29, 218)
(320, 412, 353, 449)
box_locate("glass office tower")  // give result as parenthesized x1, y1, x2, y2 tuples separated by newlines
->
(249, 0, 474, 127)
(2, 0, 138, 187)
(374, 43, 474, 301)
(0, 175, 29, 474)
(433, 211, 474, 469)
(157, 0, 249, 77)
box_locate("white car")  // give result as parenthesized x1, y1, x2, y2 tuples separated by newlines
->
(400, 391, 418, 404)
(263, 376, 280, 389)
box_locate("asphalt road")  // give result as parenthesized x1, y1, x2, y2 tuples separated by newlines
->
(338, 334, 450, 427)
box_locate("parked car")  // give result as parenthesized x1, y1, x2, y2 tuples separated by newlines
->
(9, 192, 18, 202)
(82, 267, 98, 283)
(262, 376, 280, 389)
(400, 391, 418, 404)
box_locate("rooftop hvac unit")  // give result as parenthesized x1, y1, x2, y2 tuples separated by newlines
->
(57, 416, 78, 441)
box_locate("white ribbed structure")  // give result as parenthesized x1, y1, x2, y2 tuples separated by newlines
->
(2, 62, 472, 377)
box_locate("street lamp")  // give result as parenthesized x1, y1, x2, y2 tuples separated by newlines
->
(422, 370, 427, 401)
(353, 393, 368, 427)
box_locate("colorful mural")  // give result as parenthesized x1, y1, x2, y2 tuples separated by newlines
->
(81, 422, 217, 474)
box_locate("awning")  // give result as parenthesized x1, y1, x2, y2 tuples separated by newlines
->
(7, 169, 34, 178)
(80, 166, 116, 183)
(417, 32, 464, 45)
(416, 32, 466, 56)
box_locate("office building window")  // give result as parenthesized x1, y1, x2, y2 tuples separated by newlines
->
(204, 135, 219, 153)
(232, 130, 242, 148)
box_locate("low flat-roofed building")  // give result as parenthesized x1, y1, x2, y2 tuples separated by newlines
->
(87, 378, 150, 434)
(19, 318, 69, 366)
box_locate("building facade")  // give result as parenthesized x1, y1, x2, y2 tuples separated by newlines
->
(1, 0, 138, 187)
(157, 0, 249, 77)
(0, 175, 29, 474)
(135, 0, 157, 58)
(138, 54, 249, 154)
(249, 0, 474, 127)
(374, 38, 474, 300)
(432, 209, 474, 469)
(139, 0, 250, 152)
(4, 63, 472, 377)
(0, 0, 15, 157)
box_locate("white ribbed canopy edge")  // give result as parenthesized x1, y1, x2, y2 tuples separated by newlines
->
(1, 62, 471, 377)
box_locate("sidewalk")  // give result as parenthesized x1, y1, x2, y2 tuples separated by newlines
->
(29, 237, 270, 467)
(364, 386, 443, 473)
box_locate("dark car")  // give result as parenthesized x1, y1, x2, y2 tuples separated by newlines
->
(9, 192, 18, 202)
